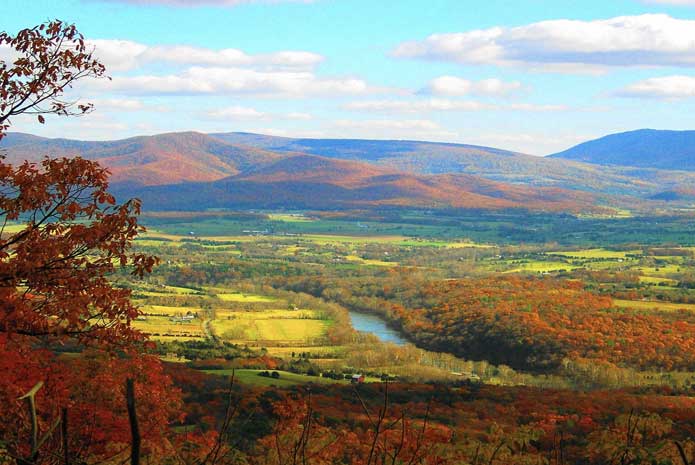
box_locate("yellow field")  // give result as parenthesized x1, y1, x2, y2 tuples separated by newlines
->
(264, 346, 345, 357)
(214, 292, 277, 302)
(345, 255, 397, 267)
(133, 317, 205, 339)
(212, 308, 328, 343)
(637, 264, 683, 276)
(445, 241, 494, 249)
(268, 213, 315, 222)
(639, 276, 679, 285)
(218, 309, 320, 319)
(613, 299, 695, 312)
(549, 249, 641, 259)
(212, 318, 328, 342)
(142, 305, 202, 316)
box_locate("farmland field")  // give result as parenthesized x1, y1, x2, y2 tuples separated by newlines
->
(118, 211, 694, 391)
(613, 299, 695, 312)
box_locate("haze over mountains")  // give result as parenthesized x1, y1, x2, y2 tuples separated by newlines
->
(2, 129, 694, 213)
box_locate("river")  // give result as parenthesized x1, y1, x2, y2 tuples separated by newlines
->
(348, 310, 407, 345)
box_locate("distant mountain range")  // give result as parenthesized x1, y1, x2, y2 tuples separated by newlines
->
(125, 154, 599, 212)
(550, 129, 695, 171)
(2, 129, 695, 212)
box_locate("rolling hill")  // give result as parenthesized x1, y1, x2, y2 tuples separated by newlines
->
(550, 129, 695, 171)
(0, 132, 283, 186)
(2, 130, 695, 211)
(121, 154, 602, 212)
(210, 132, 695, 198)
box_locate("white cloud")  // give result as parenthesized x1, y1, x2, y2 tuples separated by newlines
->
(90, 0, 316, 6)
(90, 66, 373, 97)
(87, 39, 323, 72)
(344, 99, 568, 113)
(0, 44, 20, 64)
(286, 112, 313, 120)
(345, 99, 495, 113)
(393, 14, 695, 70)
(90, 98, 146, 111)
(330, 119, 457, 140)
(424, 76, 522, 96)
(616, 75, 695, 99)
(207, 105, 267, 119)
(75, 97, 171, 113)
(334, 119, 442, 131)
(507, 103, 569, 112)
(204, 105, 313, 120)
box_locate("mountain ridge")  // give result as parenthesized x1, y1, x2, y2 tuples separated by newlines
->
(550, 129, 695, 171)
(2, 130, 695, 212)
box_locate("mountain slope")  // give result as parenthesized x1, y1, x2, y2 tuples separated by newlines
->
(3, 131, 695, 208)
(121, 154, 601, 212)
(550, 129, 695, 171)
(210, 132, 695, 197)
(0, 132, 284, 186)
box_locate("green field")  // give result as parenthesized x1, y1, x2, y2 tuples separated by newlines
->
(549, 249, 641, 259)
(203, 369, 348, 387)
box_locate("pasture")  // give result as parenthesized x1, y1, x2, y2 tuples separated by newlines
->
(212, 309, 329, 344)
(203, 369, 348, 387)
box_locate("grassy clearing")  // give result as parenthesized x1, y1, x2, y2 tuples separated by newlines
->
(637, 264, 683, 276)
(133, 317, 205, 339)
(613, 299, 695, 312)
(215, 292, 277, 303)
(142, 305, 202, 316)
(203, 369, 347, 387)
(212, 317, 328, 342)
(264, 346, 346, 357)
(504, 261, 578, 273)
(549, 249, 641, 259)
(268, 213, 315, 222)
(639, 276, 679, 285)
(303, 234, 408, 245)
(217, 309, 322, 320)
(345, 255, 397, 267)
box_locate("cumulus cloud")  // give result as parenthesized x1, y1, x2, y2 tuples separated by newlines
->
(204, 105, 313, 120)
(87, 39, 323, 72)
(393, 14, 695, 70)
(207, 105, 267, 119)
(345, 99, 495, 113)
(334, 119, 442, 131)
(90, 66, 373, 97)
(423, 76, 523, 96)
(616, 75, 695, 99)
(344, 99, 568, 113)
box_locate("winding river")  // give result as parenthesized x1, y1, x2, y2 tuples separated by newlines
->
(348, 310, 407, 345)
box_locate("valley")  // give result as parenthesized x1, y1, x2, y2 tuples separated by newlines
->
(6, 5, 695, 463)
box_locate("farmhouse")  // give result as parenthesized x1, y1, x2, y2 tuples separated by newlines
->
(351, 374, 365, 384)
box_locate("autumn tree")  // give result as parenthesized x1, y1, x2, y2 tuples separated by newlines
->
(0, 20, 175, 465)
(0, 20, 105, 138)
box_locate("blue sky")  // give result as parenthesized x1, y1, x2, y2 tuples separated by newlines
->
(5, 0, 695, 154)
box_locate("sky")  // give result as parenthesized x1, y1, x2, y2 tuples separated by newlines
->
(5, 0, 695, 155)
